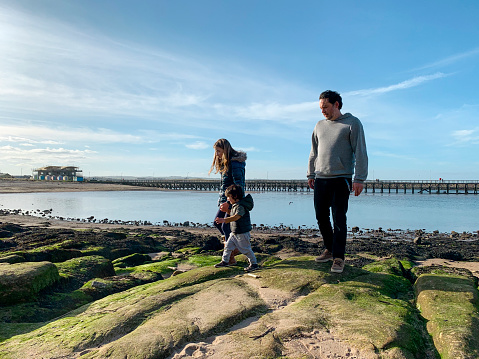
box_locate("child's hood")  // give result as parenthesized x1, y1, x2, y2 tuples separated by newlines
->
(238, 194, 254, 211)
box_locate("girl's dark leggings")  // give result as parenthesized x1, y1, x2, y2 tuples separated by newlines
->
(214, 207, 231, 239)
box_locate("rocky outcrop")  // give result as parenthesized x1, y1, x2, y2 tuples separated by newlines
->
(415, 273, 479, 359)
(0, 224, 479, 358)
(0, 261, 59, 306)
(1, 256, 478, 358)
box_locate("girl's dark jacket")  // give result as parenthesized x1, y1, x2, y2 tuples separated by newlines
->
(218, 151, 246, 206)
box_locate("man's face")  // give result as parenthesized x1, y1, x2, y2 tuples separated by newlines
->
(319, 98, 339, 120)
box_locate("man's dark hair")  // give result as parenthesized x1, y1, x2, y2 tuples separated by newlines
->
(225, 184, 244, 200)
(319, 90, 342, 110)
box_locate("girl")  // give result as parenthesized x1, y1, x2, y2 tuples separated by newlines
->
(209, 139, 246, 264)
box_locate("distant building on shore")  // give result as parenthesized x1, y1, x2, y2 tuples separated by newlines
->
(32, 166, 84, 182)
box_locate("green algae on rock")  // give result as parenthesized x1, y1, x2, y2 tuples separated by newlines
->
(1, 221, 479, 359)
(0, 267, 258, 359)
(111, 252, 152, 268)
(415, 273, 479, 359)
(55, 255, 115, 289)
(0, 261, 59, 305)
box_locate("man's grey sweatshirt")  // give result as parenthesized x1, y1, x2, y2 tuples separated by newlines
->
(307, 113, 368, 183)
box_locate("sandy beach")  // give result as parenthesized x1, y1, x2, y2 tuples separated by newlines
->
(0, 179, 158, 194)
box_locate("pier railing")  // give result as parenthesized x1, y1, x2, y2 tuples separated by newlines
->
(92, 179, 479, 194)
(363, 180, 479, 194)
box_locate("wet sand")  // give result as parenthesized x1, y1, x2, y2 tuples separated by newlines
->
(0, 179, 157, 193)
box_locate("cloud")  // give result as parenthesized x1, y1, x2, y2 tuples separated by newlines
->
(0, 124, 202, 146)
(0, 124, 145, 145)
(371, 151, 419, 162)
(0, 135, 63, 145)
(0, 5, 317, 131)
(238, 146, 260, 153)
(185, 141, 209, 150)
(345, 73, 447, 97)
(413, 47, 479, 71)
(0, 145, 97, 168)
(0, 7, 215, 121)
(219, 101, 317, 122)
(449, 128, 479, 146)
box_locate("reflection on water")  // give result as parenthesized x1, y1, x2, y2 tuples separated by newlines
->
(0, 190, 478, 233)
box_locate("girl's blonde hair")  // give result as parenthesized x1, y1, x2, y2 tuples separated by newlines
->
(208, 138, 238, 175)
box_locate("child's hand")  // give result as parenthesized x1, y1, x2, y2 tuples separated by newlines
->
(219, 202, 229, 212)
(215, 217, 225, 224)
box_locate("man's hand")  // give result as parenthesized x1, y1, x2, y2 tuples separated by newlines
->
(308, 179, 315, 189)
(352, 182, 364, 196)
(215, 217, 225, 224)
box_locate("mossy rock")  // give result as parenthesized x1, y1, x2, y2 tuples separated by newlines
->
(114, 254, 221, 277)
(115, 258, 181, 276)
(80, 246, 111, 258)
(56, 255, 115, 289)
(275, 277, 426, 358)
(0, 238, 15, 250)
(0, 224, 25, 234)
(2, 254, 465, 358)
(21, 246, 83, 263)
(176, 246, 201, 254)
(362, 257, 406, 277)
(0, 230, 14, 239)
(80, 272, 163, 300)
(399, 260, 415, 272)
(0, 267, 260, 358)
(186, 254, 223, 268)
(109, 248, 138, 260)
(411, 264, 478, 287)
(256, 256, 365, 294)
(0, 254, 25, 264)
(415, 273, 479, 359)
(361, 258, 413, 300)
(160, 257, 431, 359)
(103, 231, 128, 240)
(0, 261, 60, 306)
(0, 322, 43, 343)
(111, 253, 152, 268)
(0, 289, 92, 325)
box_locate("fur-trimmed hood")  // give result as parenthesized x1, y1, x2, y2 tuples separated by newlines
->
(218, 151, 247, 206)
(231, 151, 247, 163)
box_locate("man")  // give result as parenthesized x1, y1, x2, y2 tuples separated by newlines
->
(307, 90, 368, 273)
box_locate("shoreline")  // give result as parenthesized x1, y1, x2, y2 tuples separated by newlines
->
(1, 211, 477, 240)
(0, 179, 162, 193)
(1, 179, 478, 235)
(1, 213, 479, 280)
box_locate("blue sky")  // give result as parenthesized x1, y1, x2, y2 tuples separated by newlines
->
(1, 0, 479, 180)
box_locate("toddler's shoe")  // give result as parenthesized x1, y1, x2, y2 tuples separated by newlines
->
(214, 261, 230, 268)
(244, 263, 260, 272)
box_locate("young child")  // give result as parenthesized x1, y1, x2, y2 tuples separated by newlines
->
(214, 184, 259, 272)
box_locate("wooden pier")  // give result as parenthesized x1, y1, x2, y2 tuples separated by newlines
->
(93, 179, 479, 194)
(363, 180, 479, 194)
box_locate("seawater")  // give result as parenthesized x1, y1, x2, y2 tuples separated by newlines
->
(0, 191, 478, 233)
